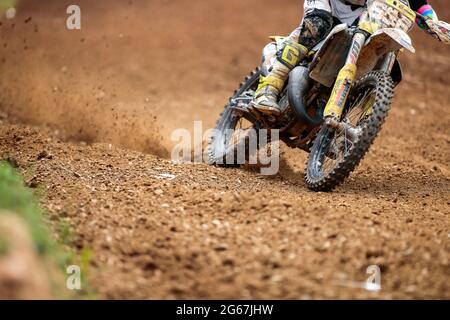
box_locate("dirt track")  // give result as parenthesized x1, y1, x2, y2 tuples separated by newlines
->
(0, 0, 449, 299)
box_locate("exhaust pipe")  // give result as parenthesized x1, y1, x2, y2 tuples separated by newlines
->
(287, 66, 323, 126)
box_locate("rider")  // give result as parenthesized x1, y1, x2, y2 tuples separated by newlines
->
(252, 0, 439, 115)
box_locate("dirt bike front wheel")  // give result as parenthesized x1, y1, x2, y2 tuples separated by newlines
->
(305, 71, 395, 192)
(207, 67, 264, 166)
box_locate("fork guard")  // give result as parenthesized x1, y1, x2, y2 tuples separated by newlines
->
(287, 66, 323, 126)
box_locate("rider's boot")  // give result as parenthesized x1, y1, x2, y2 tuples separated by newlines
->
(252, 39, 308, 115)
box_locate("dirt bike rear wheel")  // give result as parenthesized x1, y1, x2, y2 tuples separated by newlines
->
(305, 71, 395, 191)
(207, 68, 264, 166)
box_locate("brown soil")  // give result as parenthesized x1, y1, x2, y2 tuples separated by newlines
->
(0, 212, 52, 299)
(0, 0, 449, 299)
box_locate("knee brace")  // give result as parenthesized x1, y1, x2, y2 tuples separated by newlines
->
(276, 38, 309, 69)
(299, 9, 333, 49)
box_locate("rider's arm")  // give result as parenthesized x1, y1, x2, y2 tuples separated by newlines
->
(409, 0, 438, 30)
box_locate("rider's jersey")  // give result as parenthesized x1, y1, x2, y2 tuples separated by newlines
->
(304, 0, 429, 25)
(339, 0, 365, 5)
(336, 0, 428, 10)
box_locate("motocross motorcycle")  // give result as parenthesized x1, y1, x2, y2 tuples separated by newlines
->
(208, 0, 450, 191)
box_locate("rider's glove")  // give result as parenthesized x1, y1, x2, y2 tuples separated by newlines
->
(416, 4, 438, 30)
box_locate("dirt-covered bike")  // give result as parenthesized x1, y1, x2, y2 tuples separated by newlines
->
(208, 0, 450, 191)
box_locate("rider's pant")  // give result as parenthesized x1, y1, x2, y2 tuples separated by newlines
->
(260, 0, 364, 90)
(289, 0, 364, 49)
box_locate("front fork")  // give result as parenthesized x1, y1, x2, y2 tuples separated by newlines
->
(323, 31, 367, 121)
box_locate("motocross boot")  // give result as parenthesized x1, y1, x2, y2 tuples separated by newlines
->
(252, 39, 308, 115)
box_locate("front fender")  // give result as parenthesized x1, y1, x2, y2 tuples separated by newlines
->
(356, 28, 414, 79)
(367, 28, 415, 53)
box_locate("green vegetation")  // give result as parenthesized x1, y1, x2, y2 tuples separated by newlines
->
(0, 235, 9, 256)
(0, 161, 52, 256)
(58, 220, 73, 247)
(0, 161, 95, 298)
(0, 0, 17, 15)
(79, 247, 95, 298)
(0, 0, 17, 10)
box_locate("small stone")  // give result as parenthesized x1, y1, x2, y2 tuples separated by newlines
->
(214, 243, 228, 251)
(27, 177, 39, 189)
(6, 8, 16, 20)
(5, 156, 19, 168)
(37, 150, 52, 160)
(95, 91, 106, 100)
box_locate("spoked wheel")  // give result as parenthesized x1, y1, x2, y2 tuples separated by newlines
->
(305, 71, 395, 191)
(208, 68, 266, 166)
